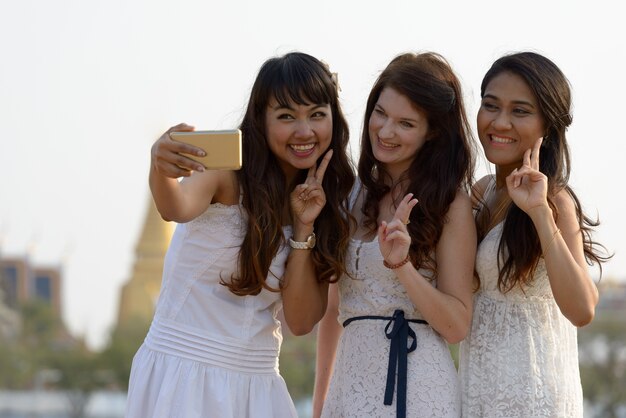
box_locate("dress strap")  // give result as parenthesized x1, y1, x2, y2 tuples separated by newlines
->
(347, 178, 362, 212)
(343, 310, 428, 418)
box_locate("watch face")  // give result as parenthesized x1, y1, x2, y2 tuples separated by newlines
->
(307, 233, 316, 248)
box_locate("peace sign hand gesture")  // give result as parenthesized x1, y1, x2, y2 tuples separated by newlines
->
(506, 137, 550, 215)
(378, 193, 419, 266)
(290, 150, 333, 228)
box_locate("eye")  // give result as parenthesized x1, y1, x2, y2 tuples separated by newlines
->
(400, 121, 414, 128)
(481, 102, 498, 111)
(512, 108, 531, 115)
(311, 111, 327, 119)
(277, 113, 295, 120)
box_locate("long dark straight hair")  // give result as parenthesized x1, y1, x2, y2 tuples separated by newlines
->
(223, 52, 354, 296)
(476, 52, 610, 292)
(358, 52, 475, 276)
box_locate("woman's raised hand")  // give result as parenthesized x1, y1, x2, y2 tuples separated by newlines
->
(290, 150, 333, 227)
(378, 193, 419, 266)
(506, 137, 550, 215)
(151, 123, 206, 178)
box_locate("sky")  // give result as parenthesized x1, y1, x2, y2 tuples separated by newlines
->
(1, 0, 625, 350)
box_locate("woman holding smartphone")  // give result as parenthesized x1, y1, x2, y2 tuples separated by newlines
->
(125, 52, 354, 418)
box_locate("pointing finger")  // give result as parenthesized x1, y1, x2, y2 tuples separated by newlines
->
(315, 149, 334, 183)
(531, 137, 542, 170)
(394, 193, 418, 225)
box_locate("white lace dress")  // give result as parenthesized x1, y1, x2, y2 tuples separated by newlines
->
(321, 238, 461, 418)
(125, 203, 298, 418)
(459, 222, 583, 417)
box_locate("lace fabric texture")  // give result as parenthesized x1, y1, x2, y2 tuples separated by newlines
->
(459, 222, 583, 417)
(322, 238, 460, 418)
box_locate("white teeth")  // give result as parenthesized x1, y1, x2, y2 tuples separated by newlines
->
(491, 135, 515, 144)
(379, 139, 399, 148)
(290, 143, 315, 151)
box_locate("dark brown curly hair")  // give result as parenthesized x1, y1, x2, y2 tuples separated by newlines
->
(222, 52, 355, 296)
(358, 52, 475, 277)
(475, 52, 611, 292)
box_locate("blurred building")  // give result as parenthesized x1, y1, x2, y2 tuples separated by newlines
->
(116, 198, 174, 326)
(0, 256, 63, 315)
(0, 254, 63, 339)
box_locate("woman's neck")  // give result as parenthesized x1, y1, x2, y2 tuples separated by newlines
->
(495, 163, 520, 189)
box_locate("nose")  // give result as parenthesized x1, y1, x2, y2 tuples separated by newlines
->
(378, 119, 395, 139)
(492, 110, 512, 130)
(294, 120, 313, 138)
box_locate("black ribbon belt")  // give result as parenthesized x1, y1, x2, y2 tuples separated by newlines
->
(343, 310, 428, 418)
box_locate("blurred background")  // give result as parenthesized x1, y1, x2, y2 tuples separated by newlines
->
(1, 0, 625, 416)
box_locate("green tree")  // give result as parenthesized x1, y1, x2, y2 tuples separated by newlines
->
(579, 311, 626, 417)
(98, 316, 151, 390)
(280, 331, 317, 402)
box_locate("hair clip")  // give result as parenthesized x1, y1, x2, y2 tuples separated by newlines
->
(321, 60, 341, 92)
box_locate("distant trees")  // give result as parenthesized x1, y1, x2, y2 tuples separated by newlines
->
(579, 311, 626, 418)
(98, 316, 151, 390)
(3, 298, 625, 416)
(280, 331, 317, 401)
(0, 300, 150, 417)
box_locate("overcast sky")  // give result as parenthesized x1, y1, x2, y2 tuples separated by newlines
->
(1, 0, 624, 349)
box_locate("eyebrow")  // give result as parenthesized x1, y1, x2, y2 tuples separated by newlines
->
(483, 94, 536, 108)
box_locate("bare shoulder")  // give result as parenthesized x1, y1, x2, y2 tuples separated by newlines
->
(554, 188, 576, 210)
(443, 189, 476, 233)
(553, 187, 579, 224)
(449, 188, 473, 215)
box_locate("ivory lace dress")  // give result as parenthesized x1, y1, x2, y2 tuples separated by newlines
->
(459, 221, 583, 417)
(125, 202, 298, 418)
(321, 237, 461, 418)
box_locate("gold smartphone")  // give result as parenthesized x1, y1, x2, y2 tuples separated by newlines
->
(170, 129, 242, 170)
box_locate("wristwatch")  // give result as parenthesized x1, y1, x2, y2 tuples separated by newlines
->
(289, 232, 316, 250)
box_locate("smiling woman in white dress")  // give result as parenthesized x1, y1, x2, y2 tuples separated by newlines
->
(459, 52, 611, 418)
(124, 52, 355, 418)
(313, 52, 477, 418)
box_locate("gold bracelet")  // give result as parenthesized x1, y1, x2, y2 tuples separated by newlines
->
(383, 254, 411, 269)
(543, 228, 561, 257)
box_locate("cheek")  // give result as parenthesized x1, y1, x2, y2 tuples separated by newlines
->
(519, 119, 545, 142)
(406, 133, 426, 154)
(476, 111, 491, 142)
(370, 112, 381, 127)
(476, 110, 489, 131)
(368, 114, 382, 135)
(319, 119, 334, 144)
(267, 122, 287, 142)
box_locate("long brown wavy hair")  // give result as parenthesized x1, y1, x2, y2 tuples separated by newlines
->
(358, 52, 475, 277)
(222, 52, 355, 296)
(475, 52, 611, 292)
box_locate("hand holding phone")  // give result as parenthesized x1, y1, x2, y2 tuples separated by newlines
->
(170, 129, 242, 170)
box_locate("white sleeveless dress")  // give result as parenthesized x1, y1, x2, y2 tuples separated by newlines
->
(125, 203, 298, 418)
(459, 222, 583, 417)
(321, 237, 461, 417)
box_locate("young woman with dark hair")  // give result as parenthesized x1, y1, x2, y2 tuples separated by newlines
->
(125, 52, 354, 418)
(314, 52, 477, 418)
(459, 51, 610, 417)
